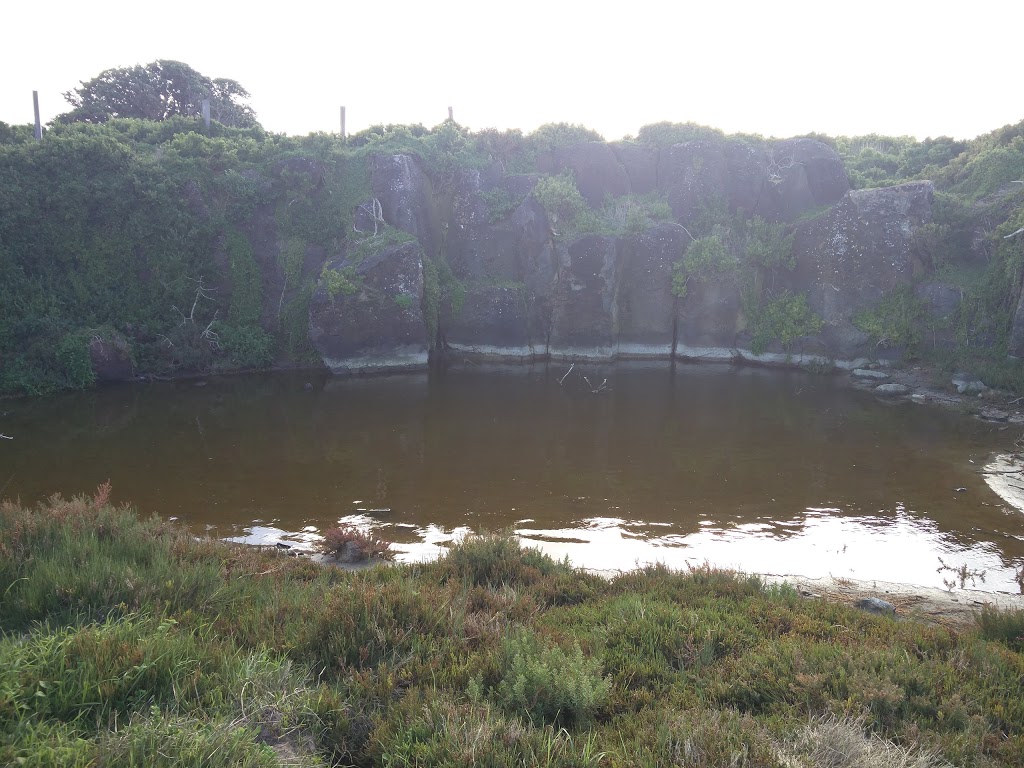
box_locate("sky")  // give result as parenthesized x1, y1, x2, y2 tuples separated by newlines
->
(2, 1, 1022, 142)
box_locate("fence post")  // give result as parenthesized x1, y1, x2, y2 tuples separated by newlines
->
(32, 91, 41, 141)
(340, 106, 346, 141)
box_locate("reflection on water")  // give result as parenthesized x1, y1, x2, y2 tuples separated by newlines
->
(2, 363, 1023, 591)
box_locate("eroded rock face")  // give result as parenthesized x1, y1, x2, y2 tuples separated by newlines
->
(549, 235, 620, 359)
(308, 149, 935, 374)
(370, 155, 443, 260)
(675, 275, 744, 359)
(309, 240, 428, 373)
(792, 181, 934, 359)
(444, 170, 556, 358)
(617, 223, 687, 357)
(543, 142, 631, 206)
(660, 137, 849, 225)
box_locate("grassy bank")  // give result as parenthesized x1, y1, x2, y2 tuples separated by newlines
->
(2, 492, 1024, 766)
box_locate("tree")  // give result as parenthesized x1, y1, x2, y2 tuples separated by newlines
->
(59, 60, 259, 128)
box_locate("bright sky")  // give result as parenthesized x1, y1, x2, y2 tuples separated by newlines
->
(2, 1, 1021, 141)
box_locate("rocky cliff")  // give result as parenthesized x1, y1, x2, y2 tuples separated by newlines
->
(309, 136, 942, 373)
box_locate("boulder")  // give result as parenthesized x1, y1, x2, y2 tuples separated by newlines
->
(659, 139, 729, 226)
(791, 181, 934, 360)
(875, 383, 910, 395)
(856, 597, 896, 616)
(851, 368, 889, 380)
(88, 333, 134, 381)
(308, 240, 428, 373)
(549, 235, 620, 359)
(951, 373, 987, 394)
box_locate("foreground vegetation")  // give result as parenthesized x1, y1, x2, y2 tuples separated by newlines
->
(2, 492, 1024, 766)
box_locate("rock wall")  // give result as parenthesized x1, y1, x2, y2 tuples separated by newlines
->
(308, 138, 942, 374)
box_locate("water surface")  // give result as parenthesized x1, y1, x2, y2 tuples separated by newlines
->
(3, 363, 1023, 591)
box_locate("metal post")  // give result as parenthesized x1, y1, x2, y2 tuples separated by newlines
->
(201, 99, 211, 130)
(32, 91, 41, 141)
(340, 106, 346, 141)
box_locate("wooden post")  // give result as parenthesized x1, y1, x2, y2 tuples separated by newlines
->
(201, 99, 211, 130)
(447, 106, 453, 122)
(340, 106, 346, 141)
(32, 91, 41, 141)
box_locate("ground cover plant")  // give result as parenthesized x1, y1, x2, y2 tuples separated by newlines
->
(1, 491, 1023, 766)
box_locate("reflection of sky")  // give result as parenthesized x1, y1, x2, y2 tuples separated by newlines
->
(220, 507, 1024, 594)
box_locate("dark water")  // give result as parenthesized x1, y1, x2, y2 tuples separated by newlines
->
(2, 363, 1023, 591)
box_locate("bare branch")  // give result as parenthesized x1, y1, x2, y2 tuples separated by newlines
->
(1004, 227, 1024, 240)
(558, 364, 575, 386)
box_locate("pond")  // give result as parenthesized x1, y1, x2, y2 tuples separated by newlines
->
(3, 363, 1023, 592)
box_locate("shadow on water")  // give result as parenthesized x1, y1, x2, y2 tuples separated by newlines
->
(2, 362, 1024, 591)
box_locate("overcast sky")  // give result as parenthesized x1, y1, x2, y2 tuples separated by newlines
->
(2, 1, 1021, 141)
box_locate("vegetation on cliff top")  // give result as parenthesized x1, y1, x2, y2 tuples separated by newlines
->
(1, 492, 1023, 766)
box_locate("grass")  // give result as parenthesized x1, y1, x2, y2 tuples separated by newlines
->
(1, 492, 1024, 766)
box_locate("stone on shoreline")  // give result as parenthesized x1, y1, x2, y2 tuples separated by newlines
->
(851, 368, 889, 381)
(875, 383, 909, 396)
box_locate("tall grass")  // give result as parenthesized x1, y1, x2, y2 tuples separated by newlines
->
(1, 493, 1023, 766)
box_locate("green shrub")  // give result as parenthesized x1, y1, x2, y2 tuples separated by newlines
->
(438, 532, 564, 588)
(490, 629, 609, 726)
(55, 332, 97, 389)
(975, 606, 1024, 652)
(532, 172, 591, 233)
(320, 265, 361, 299)
(219, 324, 274, 368)
(746, 291, 824, 355)
(853, 287, 927, 351)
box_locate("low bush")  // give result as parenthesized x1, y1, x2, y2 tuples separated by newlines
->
(317, 525, 394, 562)
(486, 628, 610, 727)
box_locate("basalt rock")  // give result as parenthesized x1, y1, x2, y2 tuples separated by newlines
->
(309, 240, 428, 373)
(659, 137, 849, 225)
(542, 142, 631, 206)
(370, 154, 443, 261)
(617, 223, 687, 357)
(444, 170, 556, 358)
(549, 235, 620, 360)
(791, 181, 934, 360)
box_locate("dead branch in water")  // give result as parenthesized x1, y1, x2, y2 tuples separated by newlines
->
(558, 364, 575, 386)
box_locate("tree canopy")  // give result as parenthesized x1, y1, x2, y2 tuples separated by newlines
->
(59, 60, 259, 128)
